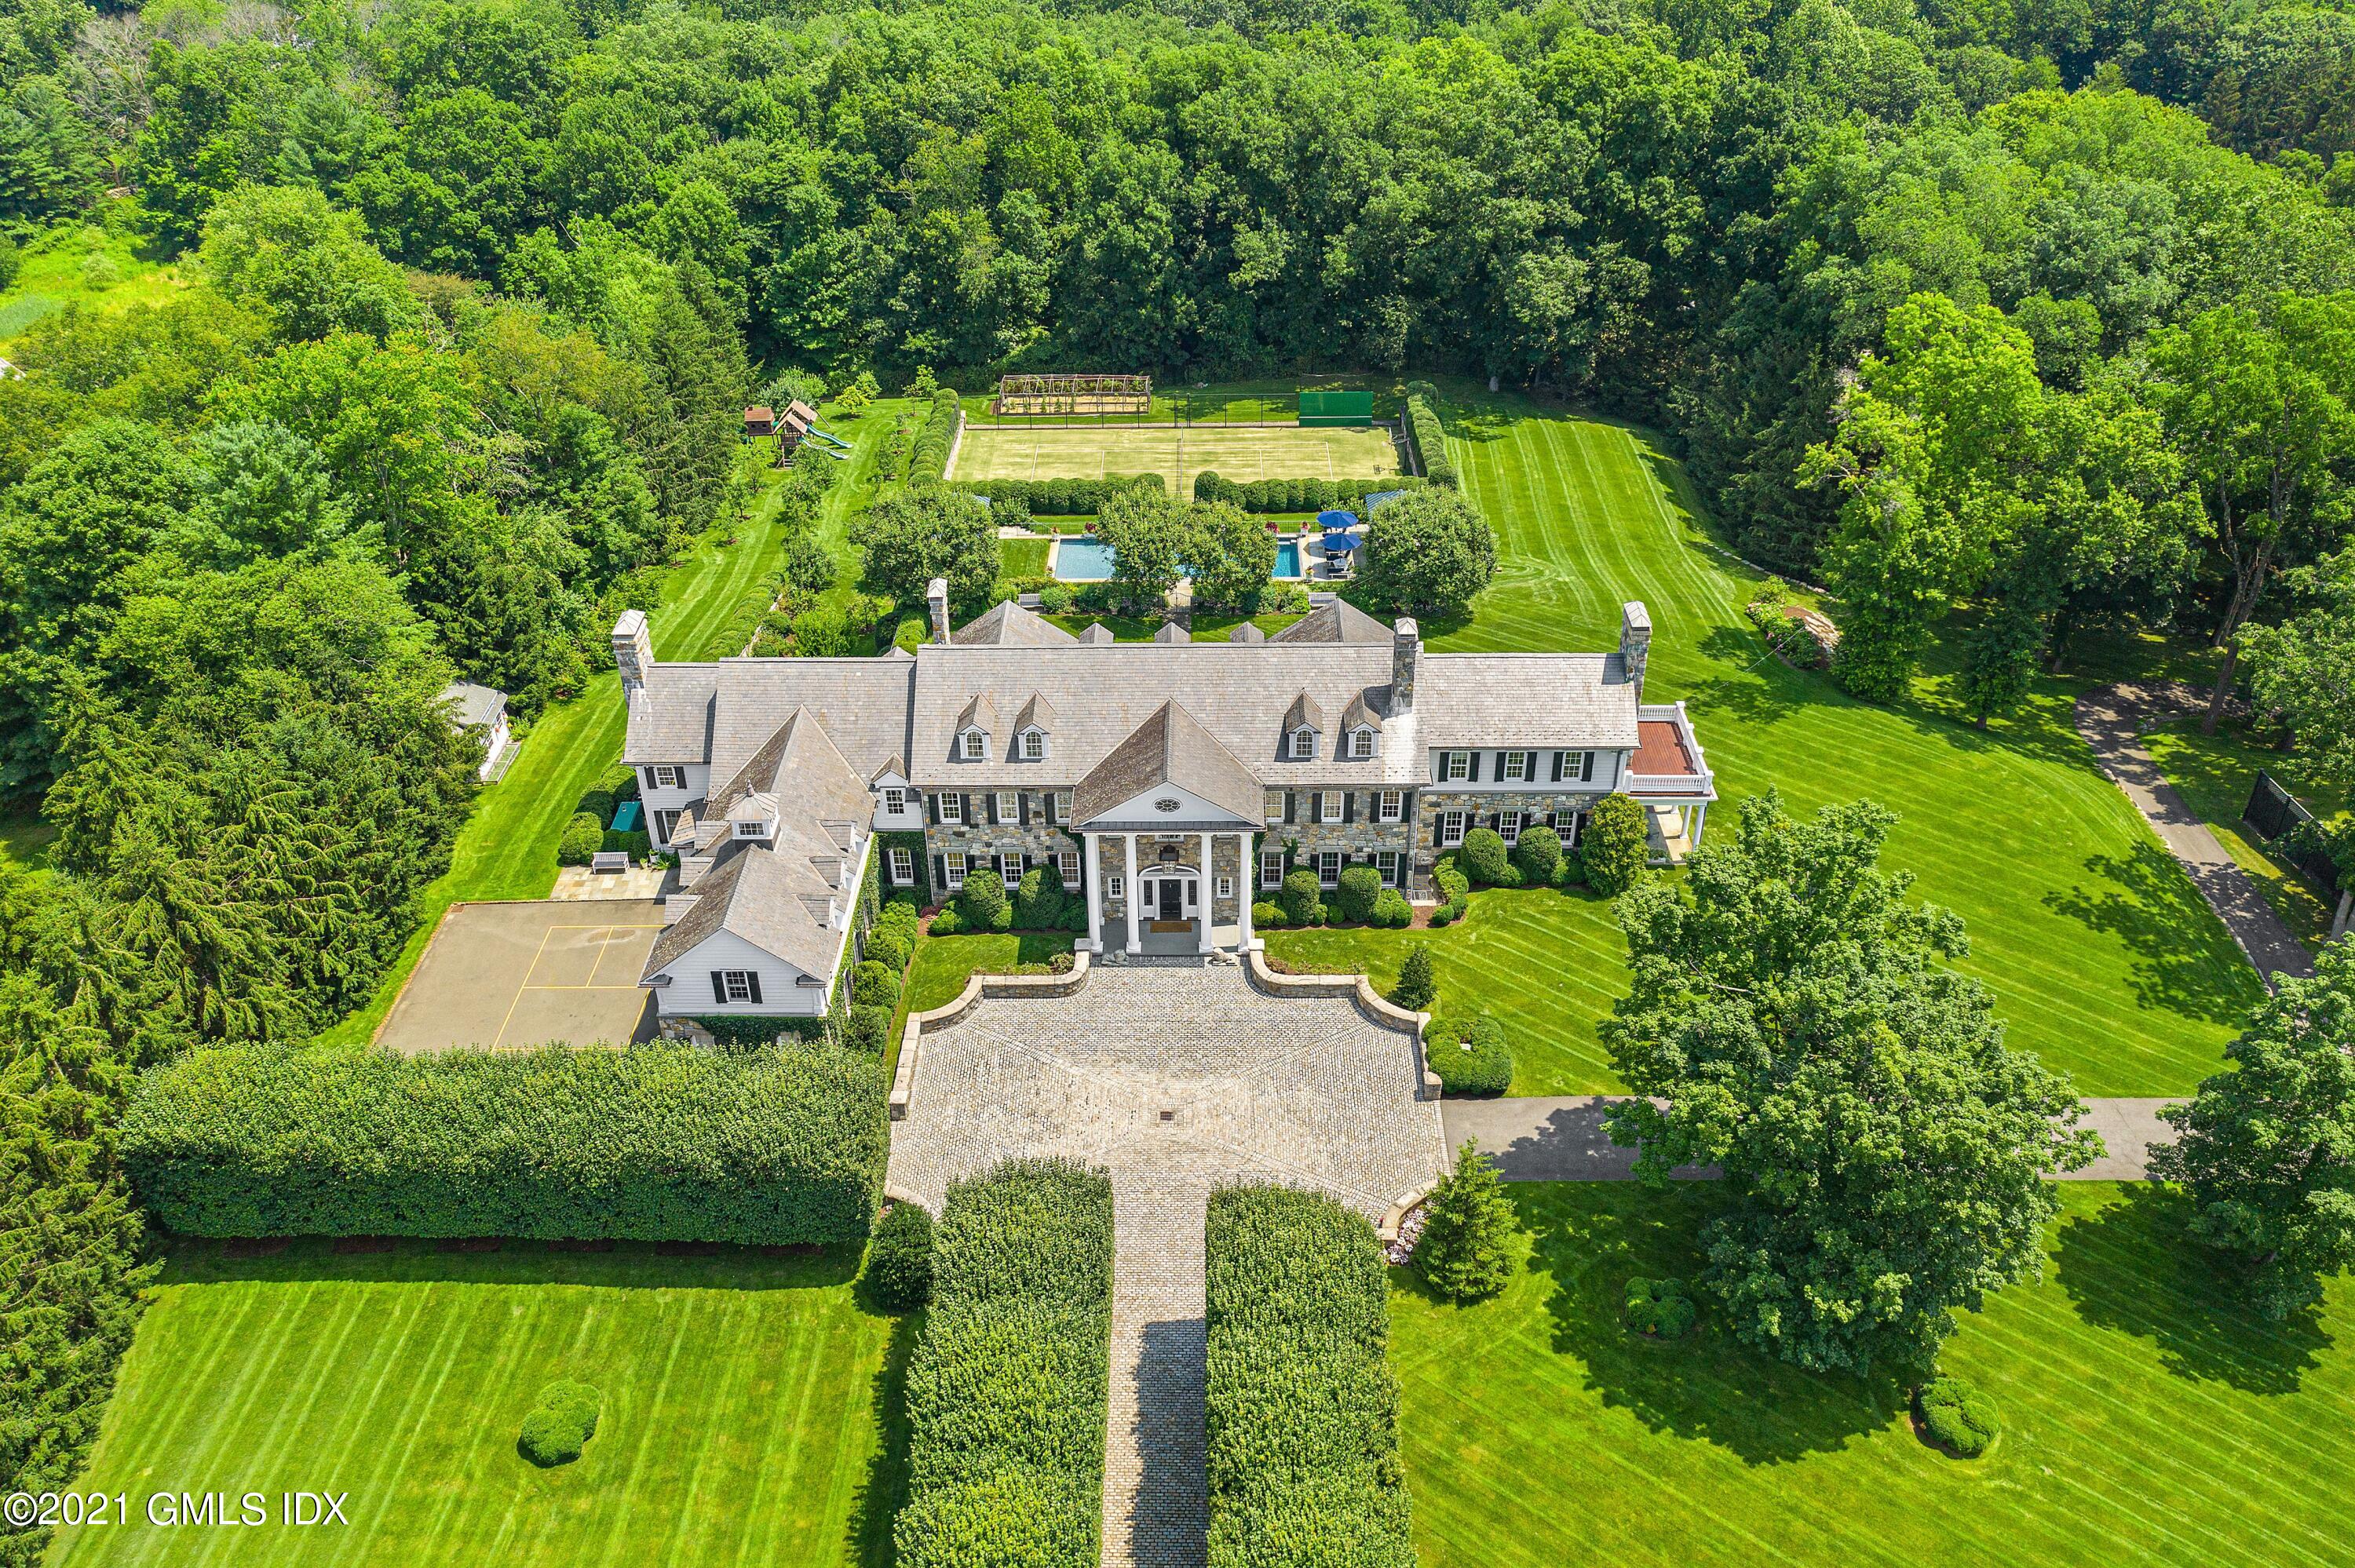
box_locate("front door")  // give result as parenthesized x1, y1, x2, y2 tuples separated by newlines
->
(1158, 879, 1185, 921)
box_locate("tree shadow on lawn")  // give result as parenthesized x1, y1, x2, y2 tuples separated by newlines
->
(1685, 625, 1805, 731)
(1520, 1184, 1905, 1465)
(2051, 1183, 2331, 1396)
(851, 1308, 917, 1568)
(156, 1234, 864, 1291)
(2042, 838, 2266, 1029)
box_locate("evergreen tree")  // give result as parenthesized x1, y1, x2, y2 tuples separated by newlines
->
(1393, 944, 1436, 1012)
(1416, 1140, 1519, 1303)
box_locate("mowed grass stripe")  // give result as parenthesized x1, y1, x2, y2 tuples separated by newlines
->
(1392, 1183, 2355, 1568)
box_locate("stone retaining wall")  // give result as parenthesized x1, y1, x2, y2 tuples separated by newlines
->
(888, 951, 1093, 1119)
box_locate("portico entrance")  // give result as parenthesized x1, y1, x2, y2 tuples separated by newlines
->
(1138, 868, 1199, 927)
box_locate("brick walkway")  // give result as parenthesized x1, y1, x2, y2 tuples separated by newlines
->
(887, 965, 1445, 1568)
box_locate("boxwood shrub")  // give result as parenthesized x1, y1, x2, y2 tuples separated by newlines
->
(1251, 899, 1288, 931)
(1623, 1276, 1696, 1339)
(1203, 1186, 1415, 1568)
(1332, 863, 1382, 924)
(1511, 824, 1562, 885)
(1918, 1377, 1999, 1457)
(1402, 385, 1455, 488)
(851, 959, 901, 1010)
(1369, 888, 1413, 928)
(556, 811, 604, 866)
(1426, 1013, 1513, 1096)
(1458, 827, 1512, 885)
(123, 1042, 889, 1245)
(909, 389, 962, 481)
(518, 1379, 601, 1466)
(1279, 868, 1324, 927)
(896, 1159, 1114, 1568)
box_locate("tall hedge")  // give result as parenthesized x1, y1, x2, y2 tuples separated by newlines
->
(1403, 384, 1455, 489)
(122, 1043, 889, 1245)
(896, 1158, 1114, 1568)
(910, 388, 963, 481)
(1204, 1185, 1415, 1568)
(1190, 472, 1426, 513)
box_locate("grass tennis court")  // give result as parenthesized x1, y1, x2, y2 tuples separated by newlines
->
(951, 424, 1400, 491)
(49, 1240, 903, 1568)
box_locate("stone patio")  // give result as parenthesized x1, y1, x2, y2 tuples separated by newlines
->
(885, 963, 1447, 1568)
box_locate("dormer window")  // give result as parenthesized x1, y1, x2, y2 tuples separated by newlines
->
(1349, 729, 1375, 760)
(1290, 727, 1316, 760)
(1020, 728, 1046, 761)
(961, 729, 987, 761)
(734, 819, 767, 840)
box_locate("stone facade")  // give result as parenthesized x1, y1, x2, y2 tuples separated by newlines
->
(1090, 832, 1249, 930)
(1419, 789, 1604, 865)
(926, 822, 1082, 895)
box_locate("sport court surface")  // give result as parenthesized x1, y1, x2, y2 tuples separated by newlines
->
(951, 423, 1400, 492)
(378, 899, 659, 1052)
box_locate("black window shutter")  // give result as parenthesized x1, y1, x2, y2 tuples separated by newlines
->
(1582, 751, 1596, 782)
(927, 793, 940, 824)
(710, 970, 728, 1004)
(1551, 751, 1564, 782)
(1284, 791, 1297, 823)
(1019, 793, 1031, 826)
(933, 854, 947, 889)
(745, 972, 762, 1005)
(1344, 792, 1357, 822)
(961, 793, 973, 825)
(1404, 791, 1418, 822)
(1433, 753, 1444, 783)
(1468, 752, 1482, 782)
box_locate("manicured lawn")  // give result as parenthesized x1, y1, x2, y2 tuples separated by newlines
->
(999, 536, 1050, 578)
(49, 1241, 905, 1568)
(1191, 611, 1304, 642)
(2145, 717, 2350, 951)
(1339, 396, 2258, 1096)
(887, 930, 1075, 1078)
(1043, 613, 1163, 641)
(1266, 889, 1626, 1091)
(1393, 1182, 2354, 1568)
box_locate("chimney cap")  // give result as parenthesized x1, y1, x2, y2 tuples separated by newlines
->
(613, 607, 648, 638)
(1393, 616, 1419, 640)
(926, 577, 949, 600)
(1621, 600, 1652, 636)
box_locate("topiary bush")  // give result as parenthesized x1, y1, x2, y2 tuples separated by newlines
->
(851, 960, 901, 1010)
(864, 924, 912, 973)
(1581, 793, 1652, 895)
(518, 1379, 601, 1466)
(1428, 1012, 1513, 1096)
(1918, 1377, 1999, 1457)
(958, 868, 1007, 928)
(1015, 862, 1071, 930)
(1512, 824, 1562, 885)
(927, 905, 965, 935)
(843, 1004, 893, 1055)
(556, 811, 604, 866)
(1333, 863, 1382, 924)
(1251, 899, 1288, 931)
(1623, 1277, 1696, 1340)
(1370, 888, 1413, 928)
(1458, 827, 1510, 885)
(1391, 944, 1435, 1012)
(864, 1200, 935, 1310)
(1279, 867, 1324, 927)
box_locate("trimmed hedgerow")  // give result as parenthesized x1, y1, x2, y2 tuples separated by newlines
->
(518, 1379, 601, 1466)
(1427, 1012, 1513, 1096)
(122, 1043, 889, 1245)
(556, 811, 604, 866)
(864, 1200, 936, 1310)
(896, 1158, 1114, 1568)
(1190, 472, 1426, 513)
(1402, 384, 1455, 488)
(910, 389, 963, 481)
(1203, 1185, 1415, 1568)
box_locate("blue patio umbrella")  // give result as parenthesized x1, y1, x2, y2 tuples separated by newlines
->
(1315, 509, 1360, 531)
(1316, 509, 1363, 552)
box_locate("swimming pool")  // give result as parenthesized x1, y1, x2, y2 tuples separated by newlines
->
(1052, 536, 1305, 582)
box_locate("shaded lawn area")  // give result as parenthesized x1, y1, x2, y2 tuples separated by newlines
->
(887, 929, 1075, 1080)
(999, 535, 1050, 578)
(1044, 612, 1163, 641)
(2145, 717, 2350, 950)
(0, 808, 57, 875)
(0, 223, 185, 345)
(1265, 888, 1626, 1093)
(1378, 395, 2260, 1095)
(1191, 611, 1305, 642)
(50, 1240, 907, 1568)
(1393, 1182, 2353, 1568)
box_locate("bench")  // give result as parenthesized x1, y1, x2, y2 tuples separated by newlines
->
(590, 851, 630, 875)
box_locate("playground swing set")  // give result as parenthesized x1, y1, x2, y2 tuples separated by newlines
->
(743, 400, 855, 463)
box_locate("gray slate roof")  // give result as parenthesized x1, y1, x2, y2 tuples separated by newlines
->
(641, 833, 858, 982)
(437, 682, 506, 729)
(1270, 597, 1392, 644)
(1416, 653, 1640, 749)
(1072, 702, 1265, 826)
(623, 653, 916, 783)
(953, 600, 1079, 647)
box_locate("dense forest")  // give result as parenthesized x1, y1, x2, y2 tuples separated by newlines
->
(2, 0, 2353, 1544)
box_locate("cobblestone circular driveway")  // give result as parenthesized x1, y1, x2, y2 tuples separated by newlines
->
(884, 964, 1448, 1223)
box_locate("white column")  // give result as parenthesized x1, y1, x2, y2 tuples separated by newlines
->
(1691, 801, 1708, 848)
(1198, 830, 1215, 953)
(1123, 833, 1140, 954)
(1083, 832, 1103, 952)
(1236, 833, 1254, 951)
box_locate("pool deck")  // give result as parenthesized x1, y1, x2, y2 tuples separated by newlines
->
(1045, 531, 1315, 582)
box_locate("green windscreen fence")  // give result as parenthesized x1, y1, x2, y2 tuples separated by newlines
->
(1298, 389, 1374, 427)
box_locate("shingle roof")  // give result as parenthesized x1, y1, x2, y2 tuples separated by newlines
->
(1340, 691, 1383, 732)
(1152, 622, 1188, 644)
(1283, 690, 1326, 733)
(437, 681, 506, 729)
(957, 692, 999, 734)
(1269, 597, 1392, 644)
(625, 655, 916, 781)
(1071, 702, 1264, 826)
(1016, 692, 1057, 733)
(640, 831, 858, 982)
(1415, 653, 1641, 749)
(1079, 623, 1115, 644)
(953, 600, 1079, 647)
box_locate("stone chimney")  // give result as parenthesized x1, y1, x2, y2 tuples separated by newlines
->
(928, 577, 951, 645)
(1620, 601, 1652, 698)
(613, 609, 653, 698)
(1391, 618, 1418, 713)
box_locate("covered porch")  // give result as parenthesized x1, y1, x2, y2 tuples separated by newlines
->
(1630, 698, 1715, 866)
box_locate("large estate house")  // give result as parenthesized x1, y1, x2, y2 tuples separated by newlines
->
(619, 583, 1713, 1019)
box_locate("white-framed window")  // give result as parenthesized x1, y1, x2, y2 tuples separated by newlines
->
(961, 729, 986, 760)
(1059, 850, 1081, 887)
(1109, 874, 1125, 899)
(1377, 851, 1400, 886)
(995, 791, 1017, 824)
(1055, 791, 1073, 819)
(882, 786, 907, 815)
(1500, 811, 1524, 846)
(1442, 751, 1471, 782)
(1319, 789, 1341, 823)
(653, 808, 680, 844)
(1378, 789, 1403, 823)
(1261, 849, 1284, 888)
(1265, 790, 1284, 824)
(1217, 874, 1233, 899)
(1439, 810, 1466, 847)
(944, 850, 969, 885)
(735, 819, 765, 839)
(719, 970, 757, 1004)
(939, 793, 962, 823)
(1349, 729, 1375, 759)
(1291, 727, 1316, 760)
(889, 846, 915, 884)
(1021, 729, 1046, 761)
(998, 851, 1023, 884)
(1317, 851, 1341, 888)
(1502, 750, 1530, 782)
(648, 764, 685, 791)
